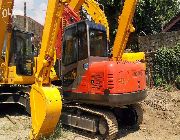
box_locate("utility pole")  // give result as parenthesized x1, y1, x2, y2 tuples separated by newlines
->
(24, 2, 27, 31)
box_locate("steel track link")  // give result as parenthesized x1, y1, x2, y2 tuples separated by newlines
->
(64, 104, 118, 140)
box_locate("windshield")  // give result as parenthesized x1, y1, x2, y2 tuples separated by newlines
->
(89, 29, 107, 57)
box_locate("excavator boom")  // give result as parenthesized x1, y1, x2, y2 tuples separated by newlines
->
(69, 0, 109, 40)
(113, 0, 137, 61)
(82, 0, 109, 40)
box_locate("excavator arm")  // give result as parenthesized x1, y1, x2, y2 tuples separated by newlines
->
(30, 0, 70, 139)
(112, 0, 137, 61)
(82, 0, 109, 40)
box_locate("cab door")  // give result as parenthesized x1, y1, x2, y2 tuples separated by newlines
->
(62, 26, 78, 90)
(75, 22, 89, 93)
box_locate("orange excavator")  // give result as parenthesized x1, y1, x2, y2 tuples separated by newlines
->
(55, 0, 146, 139)
(0, 0, 65, 139)
(0, 0, 146, 139)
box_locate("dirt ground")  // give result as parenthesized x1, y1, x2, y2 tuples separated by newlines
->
(0, 89, 179, 140)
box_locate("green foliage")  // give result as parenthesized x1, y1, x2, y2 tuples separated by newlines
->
(175, 75, 180, 83)
(135, 0, 180, 34)
(154, 76, 164, 87)
(153, 44, 180, 87)
(164, 84, 173, 92)
(97, 0, 180, 41)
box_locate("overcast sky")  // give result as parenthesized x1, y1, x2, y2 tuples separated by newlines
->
(13, 0, 48, 25)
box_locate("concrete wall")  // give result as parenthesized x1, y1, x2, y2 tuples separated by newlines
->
(138, 30, 180, 52)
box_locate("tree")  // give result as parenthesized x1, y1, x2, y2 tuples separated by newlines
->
(97, 0, 180, 40)
(135, 0, 180, 35)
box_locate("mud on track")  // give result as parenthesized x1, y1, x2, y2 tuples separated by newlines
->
(0, 89, 179, 140)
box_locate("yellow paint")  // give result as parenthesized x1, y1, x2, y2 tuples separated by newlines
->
(0, 0, 13, 54)
(70, 0, 110, 40)
(30, 84, 62, 139)
(122, 52, 146, 69)
(82, 0, 110, 40)
(69, 0, 85, 11)
(122, 52, 145, 62)
(30, 0, 69, 139)
(113, 0, 138, 61)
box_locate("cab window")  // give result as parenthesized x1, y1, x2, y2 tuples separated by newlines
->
(62, 27, 77, 66)
(78, 23, 88, 61)
(89, 29, 107, 57)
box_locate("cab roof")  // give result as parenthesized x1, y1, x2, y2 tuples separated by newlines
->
(65, 20, 106, 32)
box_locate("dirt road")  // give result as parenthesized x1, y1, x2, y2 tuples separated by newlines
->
(0, 89, 179, 140)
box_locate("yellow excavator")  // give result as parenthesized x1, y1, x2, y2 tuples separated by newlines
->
(0, 0, 146, 139)
(0, 0, 64, 139)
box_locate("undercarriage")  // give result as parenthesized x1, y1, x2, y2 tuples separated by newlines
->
(0, 85, 145, 140)
(0, 85, 30, 114)
(61, 102, 143, 140)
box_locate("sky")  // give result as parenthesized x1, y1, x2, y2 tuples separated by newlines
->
(13, 0, 180, 25)
(13, 0, 48, 25)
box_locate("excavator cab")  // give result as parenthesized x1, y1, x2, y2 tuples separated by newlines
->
(62, 21, 107, 62)
(0, 27, 35, 85)
(2, 28, 34, 77)
(9, 28, 34, 76)
(61, 21, 108, 88)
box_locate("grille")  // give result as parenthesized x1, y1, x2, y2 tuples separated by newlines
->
(107, 74, 114, 89)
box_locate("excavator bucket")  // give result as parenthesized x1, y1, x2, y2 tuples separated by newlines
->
(29, 84, 62, 139)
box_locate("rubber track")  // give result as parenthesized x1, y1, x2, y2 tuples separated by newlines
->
(64, 104, 118, 140)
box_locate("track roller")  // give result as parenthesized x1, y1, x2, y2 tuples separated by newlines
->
(99, 118, 108, 136)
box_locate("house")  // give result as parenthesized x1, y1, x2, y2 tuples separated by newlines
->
(13, 15, 44, 55)
(13, 15, 43, 39)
